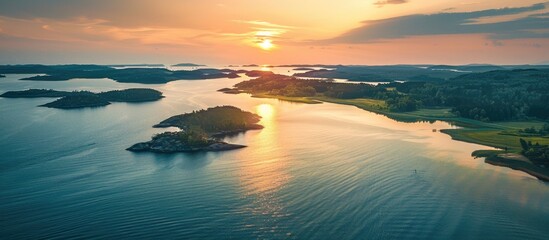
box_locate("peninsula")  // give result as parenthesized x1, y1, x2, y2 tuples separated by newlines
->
(128, 106, 263, 153)
(1, 88, 164, 109)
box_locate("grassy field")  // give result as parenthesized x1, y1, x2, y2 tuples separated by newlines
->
(442, 129, 547, 151)
(312, 96, 386, 112)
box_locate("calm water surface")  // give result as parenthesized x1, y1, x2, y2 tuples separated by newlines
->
(1, 71, 548, 239)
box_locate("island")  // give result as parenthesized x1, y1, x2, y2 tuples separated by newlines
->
(217, 88, 242, 94)
(127, 106, 263, 153)
(107, 64, 164, 67)
(1, 88, 164, 109)
(42, 94, 112, 109)
(172, 63, 206, 67)
(0, 74, 5, 78)
(293, 67, 317, 71)
(0, 64, 239, 83)
(223, 69, 549, 181)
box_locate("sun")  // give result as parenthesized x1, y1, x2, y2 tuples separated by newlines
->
(258, 39, 274, 51)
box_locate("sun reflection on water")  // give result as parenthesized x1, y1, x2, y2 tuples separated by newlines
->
(238, 103, 289, 194)
(236, 103, 291, 234)
(256, 103, 274, 120)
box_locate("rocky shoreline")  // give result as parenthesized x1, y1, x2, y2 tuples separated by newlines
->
(127, 134, 246, 153)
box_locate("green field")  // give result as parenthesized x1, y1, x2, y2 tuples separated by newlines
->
(442, 121, 549, 152)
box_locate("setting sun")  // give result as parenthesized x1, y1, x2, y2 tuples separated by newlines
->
(258, 39, 274, 50)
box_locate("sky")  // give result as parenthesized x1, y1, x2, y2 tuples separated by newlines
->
(0, 0, 548, 65)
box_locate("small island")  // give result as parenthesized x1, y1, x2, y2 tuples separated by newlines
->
(128, 106, 263, 153)
(42, 94, 112, 109)
(293, 67, 317, 71)
(107, 64, 164, 67)
(0, 74, 5, 78)
(1, 88, 164, 109)
(217, 88, 242, 94)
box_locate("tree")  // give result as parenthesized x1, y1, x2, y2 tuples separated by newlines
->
(519, 138, 529, 153)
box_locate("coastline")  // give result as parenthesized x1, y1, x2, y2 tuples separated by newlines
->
(484, 154, 549, 181)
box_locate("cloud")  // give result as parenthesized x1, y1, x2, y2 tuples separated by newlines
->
(323, 2, 549, 43)
(0, 16, 212, 47)
(374, 0, 408, 7)
(233, 20, 296, 29)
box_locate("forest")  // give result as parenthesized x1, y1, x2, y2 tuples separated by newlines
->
(233, 68, 549, 121)
(154, 106, 263, 134)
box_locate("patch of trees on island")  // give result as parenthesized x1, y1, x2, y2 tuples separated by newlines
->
(128, 106, 264, 152)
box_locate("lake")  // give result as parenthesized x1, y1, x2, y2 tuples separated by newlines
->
(1, 70, 548, 239)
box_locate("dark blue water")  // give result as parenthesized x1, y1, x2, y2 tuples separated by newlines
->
(1, 72, 548, 239)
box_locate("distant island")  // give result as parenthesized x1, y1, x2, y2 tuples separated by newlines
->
(293, 67, 317, 71)
(0, 64, 238, 83)
(0, 74, 5, 78)
(2, 64, 546, 84)
(292, 64, 549, 82)
(107, 64, 164, 67)
(128, 106, 263, 153)
(223, 69, 549, 181)
(1, 88, 164, 109)
(172, 63, 206, 67)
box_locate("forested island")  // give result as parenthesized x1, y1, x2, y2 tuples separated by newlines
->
(224, 69, 549, 180)
(0, 64, 239, 83)
(292, 64, 549, 82)
(128, 106, 263, 153)
(1, 88, 163, 109)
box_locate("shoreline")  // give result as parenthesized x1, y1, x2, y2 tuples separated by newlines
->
(485, 154, 549, 181)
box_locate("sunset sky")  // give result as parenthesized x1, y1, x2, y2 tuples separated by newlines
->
(0, 0, 548, 65)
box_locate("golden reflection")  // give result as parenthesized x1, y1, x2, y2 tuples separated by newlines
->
(236, 103, 290, 227)
(256, 103, 274, 120)
(235, 103, 290, 195)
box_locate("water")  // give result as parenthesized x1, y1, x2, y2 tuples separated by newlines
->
(1, 71, 548, 239)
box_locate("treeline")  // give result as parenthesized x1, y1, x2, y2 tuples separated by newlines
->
(518, 124, 549, 136)
(234, 68, 549, 120)
(388, 69, 549, 121)
(519, 138, 549, 164)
